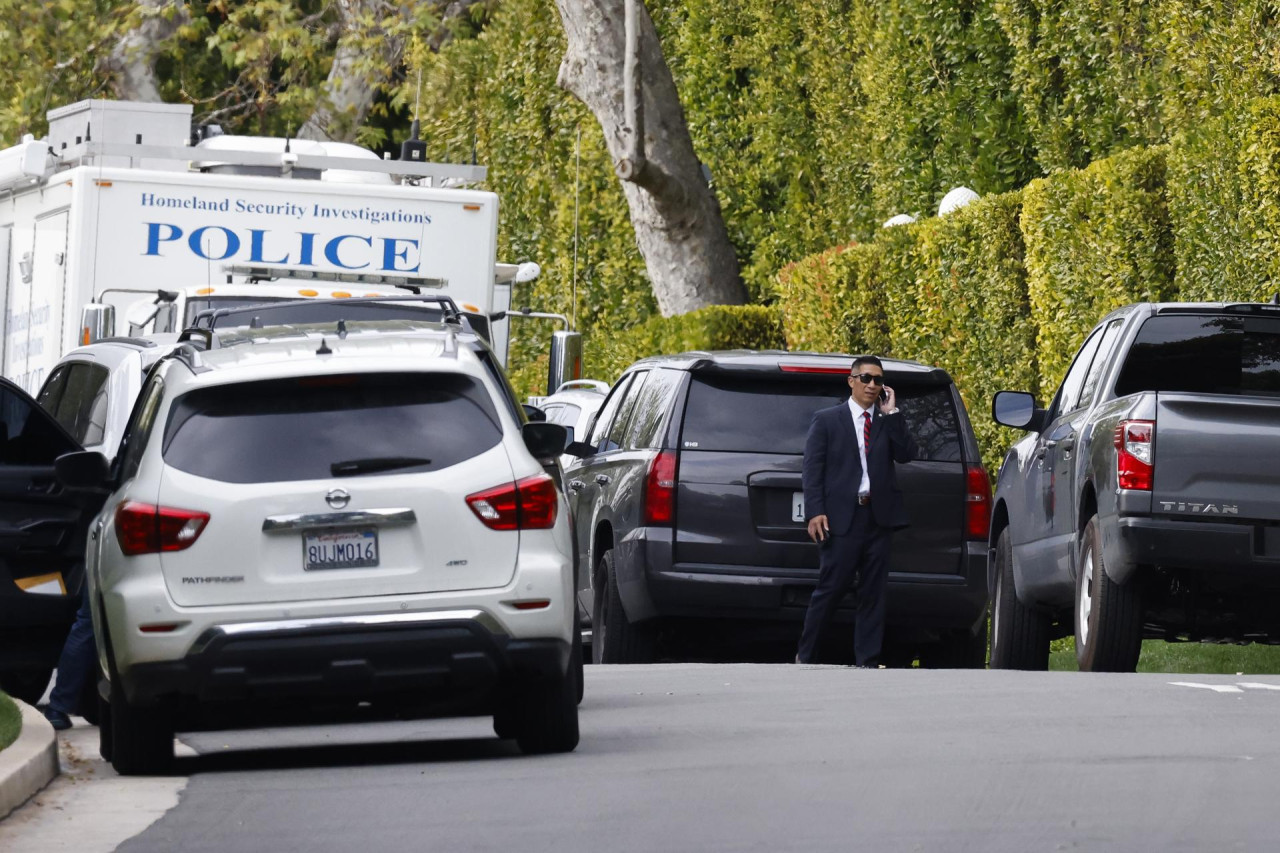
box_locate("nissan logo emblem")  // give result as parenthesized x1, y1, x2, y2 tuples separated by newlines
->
(326, 489, 351, 509)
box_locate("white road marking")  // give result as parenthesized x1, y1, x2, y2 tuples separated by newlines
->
(1169, 681, 1245, 693)
(1236, 682, 1280, 691)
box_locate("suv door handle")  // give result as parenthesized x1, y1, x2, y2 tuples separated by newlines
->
(568, 480, 586, 491)
(595, 474, 611, 486)
(27, 478, 58, 495)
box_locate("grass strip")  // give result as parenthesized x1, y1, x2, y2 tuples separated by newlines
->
(0, 692, 20, 753)
(1049, 640, 1280, 674)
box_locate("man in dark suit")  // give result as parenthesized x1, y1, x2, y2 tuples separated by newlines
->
(796, 356, 917, 667)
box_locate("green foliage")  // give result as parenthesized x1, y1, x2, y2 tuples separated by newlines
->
(0, 691, 18, 753)
(0, 0, 123, 145)
(1020, 145, 1175, 399)
(777, 242, 890, 356)
(994, 0, 1280, 173)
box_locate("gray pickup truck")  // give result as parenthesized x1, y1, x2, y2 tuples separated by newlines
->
(987, 297, 1280, 672)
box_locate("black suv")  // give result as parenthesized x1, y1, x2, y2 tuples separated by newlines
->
(566, 351, 991, 666)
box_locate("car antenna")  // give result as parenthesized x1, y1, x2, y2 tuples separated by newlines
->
(316, 337, 332, 355)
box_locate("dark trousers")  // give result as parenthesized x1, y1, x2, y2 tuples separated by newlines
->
(797, 505, 892, 666)
(48, 587, 95, 716)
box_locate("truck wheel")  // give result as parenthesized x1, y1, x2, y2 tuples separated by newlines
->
(1075, 515, 1143, 672)
(592, 551, 655, 664)
(512, 668, 580, 755)
(97, 686, 113, 763)
(108, 664, 173, 776)
(989, 528, 1050, 670)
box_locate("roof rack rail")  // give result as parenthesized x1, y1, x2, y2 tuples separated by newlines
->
(191, 294, 468, 337)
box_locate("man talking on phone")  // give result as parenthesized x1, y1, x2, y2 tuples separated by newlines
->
(796, 355, 917, 667)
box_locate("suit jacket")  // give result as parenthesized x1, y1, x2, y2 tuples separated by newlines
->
(802, 402, 917, 535)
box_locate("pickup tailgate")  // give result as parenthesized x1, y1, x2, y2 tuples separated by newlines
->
(1152, 394, 1280, 522)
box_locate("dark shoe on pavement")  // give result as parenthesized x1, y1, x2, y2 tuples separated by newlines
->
(40, 705, 72, 731)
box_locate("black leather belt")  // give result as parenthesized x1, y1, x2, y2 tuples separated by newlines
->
(857, 495, 871, 506)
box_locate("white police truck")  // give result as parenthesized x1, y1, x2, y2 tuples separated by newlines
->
(0, 98, 537, 394)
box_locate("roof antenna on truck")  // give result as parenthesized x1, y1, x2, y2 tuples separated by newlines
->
(400, 69, 427, 166)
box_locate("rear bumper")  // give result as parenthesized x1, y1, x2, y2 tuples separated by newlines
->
(1110, 516, 1280, 583)
(621, 528, 988, 632)
(119, 610, 570, 708)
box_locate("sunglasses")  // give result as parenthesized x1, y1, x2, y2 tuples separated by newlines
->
(851, 373, 885, 386)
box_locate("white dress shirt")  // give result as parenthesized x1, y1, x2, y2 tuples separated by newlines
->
(847, 397, 875, 497)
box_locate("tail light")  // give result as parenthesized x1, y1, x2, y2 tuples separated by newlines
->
(1114, 419, 1154, 490)
(644, 450, 678, 525)
(467, 473, 558, 530)
(965, 466, 992, 540)
(115, 501, 210, 556)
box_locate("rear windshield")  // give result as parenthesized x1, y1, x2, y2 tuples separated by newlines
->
(162, 373, 502, 483)
(1115, 315, 1280, 398)
(680, 375, 962, 461)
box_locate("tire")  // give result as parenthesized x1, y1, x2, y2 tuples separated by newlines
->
(512, 667, 580, 755)
(0, 668, 53, 705)
(591, 551, 655, 664)
(107, 663, 173, 776)
(493, 703, 516, 740)
(77, 669, 100, 725)
(1074, 515, 1143, 672)
(988, 527, 1050, 670)
(97, 687, 113, 762)
(921, 621, 989, 669)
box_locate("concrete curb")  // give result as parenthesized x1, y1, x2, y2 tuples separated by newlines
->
(0, 699, 59, 821)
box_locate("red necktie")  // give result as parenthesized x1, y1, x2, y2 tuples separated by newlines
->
(863, 411, 872, 456)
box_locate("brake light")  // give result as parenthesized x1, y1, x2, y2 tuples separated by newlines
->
(114, 501, 210, 556)
(644, 450, 678, 525)
(778, 364, 850, 374)
(466, 474, 558, 530)
(965, 466, 991, 540)
(1114, 419, 1154, 490)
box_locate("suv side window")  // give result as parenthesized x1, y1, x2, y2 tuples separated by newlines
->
(588, 373, 635, 451)
(1078, 317, 1126, 409)
(0, 382, 78, 464)
(605, 371, 648, 451)
(36, 365, 70, 416)
(1050, 326, 1106, 419)
(46, 363, 110, 448)
(475, 350, 523, 424)
(622, 368, 683, 449)
(115, 371, 165, 482)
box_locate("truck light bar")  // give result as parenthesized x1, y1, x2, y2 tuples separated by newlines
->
(223, 264, 446, 290)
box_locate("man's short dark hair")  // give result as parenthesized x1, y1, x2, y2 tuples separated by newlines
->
(851, 355, 884, 374)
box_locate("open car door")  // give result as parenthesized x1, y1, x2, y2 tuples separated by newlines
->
(0, 377, 104, 704)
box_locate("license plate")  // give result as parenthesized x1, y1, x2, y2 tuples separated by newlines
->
(792, 491, 805, 523)
(303, 528, 379, 571)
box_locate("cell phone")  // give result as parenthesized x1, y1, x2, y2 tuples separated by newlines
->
(879, 388, 889, 403)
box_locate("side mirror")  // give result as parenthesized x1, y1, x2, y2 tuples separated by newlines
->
(55, 451, 112, 490)
(564, 440, 597, 459)
(992, 391, 1044, 431)
(523, 404, 547, 423)
(79, 303, 116, 345)
(562, 426, 575, 447)
(523, 422, 567, 460)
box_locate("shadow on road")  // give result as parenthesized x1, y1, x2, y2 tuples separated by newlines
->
(174, 735, 523, 775)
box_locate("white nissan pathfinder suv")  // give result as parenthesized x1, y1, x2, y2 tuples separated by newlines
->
(56, 316, 581, 774)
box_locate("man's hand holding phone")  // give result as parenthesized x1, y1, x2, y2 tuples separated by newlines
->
(807, 514, 830, 543)
(878, 385, 896, 414)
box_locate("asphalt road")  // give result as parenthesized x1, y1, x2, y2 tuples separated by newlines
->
(7, 664, 1280, 852)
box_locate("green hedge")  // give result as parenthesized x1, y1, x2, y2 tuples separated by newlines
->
(1020, 144, 1175, 399)
(0, 691, 19, 753)
(1169, 96, 1280, 303)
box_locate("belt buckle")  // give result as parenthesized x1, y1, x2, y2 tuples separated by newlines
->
(858, 495, 871, 506)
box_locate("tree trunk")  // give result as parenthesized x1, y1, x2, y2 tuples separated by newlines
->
(554, 0, 746, 315)
(101, 0, 189, 102)
(299, 0, 409, 143)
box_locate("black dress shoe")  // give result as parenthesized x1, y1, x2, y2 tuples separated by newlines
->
(40, 705, 72, 730)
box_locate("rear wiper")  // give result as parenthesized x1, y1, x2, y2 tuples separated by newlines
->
(330, 456, 432, 476)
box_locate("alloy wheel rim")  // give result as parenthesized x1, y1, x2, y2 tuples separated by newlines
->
(1078, 548, 1094, 651)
